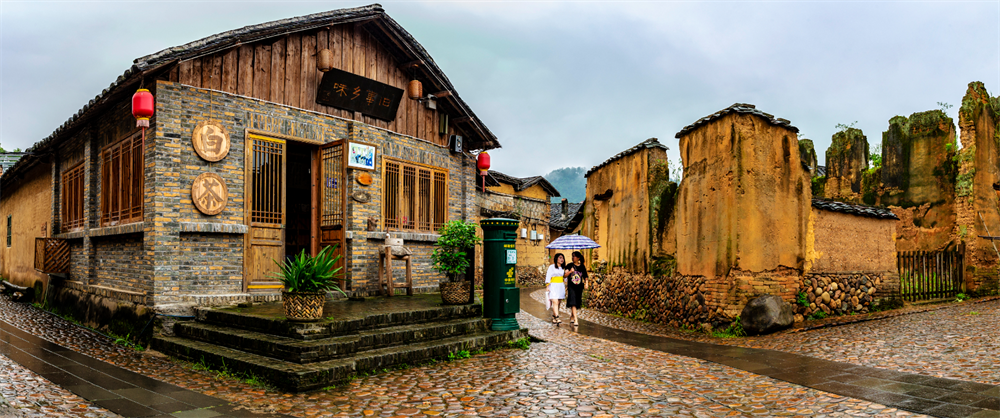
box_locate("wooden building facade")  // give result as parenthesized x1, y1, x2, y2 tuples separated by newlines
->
(0, 5, 500, 324)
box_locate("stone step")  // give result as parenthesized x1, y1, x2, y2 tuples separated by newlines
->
(174, 317, 491, 363)
(152, 328, 528, 392)
(196, 302, 483, 340)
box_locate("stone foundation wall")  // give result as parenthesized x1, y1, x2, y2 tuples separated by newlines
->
(588, 269, 901, 329)
(587, 270, 718, 328)
(796, 273, 895, 319)
(44, 278, 153, 342)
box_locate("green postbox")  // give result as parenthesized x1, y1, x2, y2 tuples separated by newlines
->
(480, 218, 520, 331)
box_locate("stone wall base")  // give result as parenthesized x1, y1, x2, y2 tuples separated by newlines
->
(588, 268, 900, 330)
(45, 277, 153, 343)
(798, 272, 892, 318)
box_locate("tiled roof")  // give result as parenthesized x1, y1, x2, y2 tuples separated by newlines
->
(3, 4, 499, 186)
(486, 170, 560, 197)
(549, 201, 584, 230)
(675, 103, 799, 138)
(585, 138, 668, 178)
(811, 199, 898, 220)
(815, 165, 827, 177)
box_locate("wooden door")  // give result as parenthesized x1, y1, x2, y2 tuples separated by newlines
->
(318, 141, 347, 290)
(244, 134, 286, 292)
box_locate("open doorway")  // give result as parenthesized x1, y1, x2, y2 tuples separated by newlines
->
(286, 141, 313, 258)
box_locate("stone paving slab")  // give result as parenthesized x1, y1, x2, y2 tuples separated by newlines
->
(1, 294, 928, 417)
(0, 351, 119, 418)
(529, 288, 1000, 417)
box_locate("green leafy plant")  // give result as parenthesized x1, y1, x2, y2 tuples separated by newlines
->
(795, 292, 809, 307)
(447, 350, 471, 360)
(270, 244, 346, 294)
(431, 220, 482, 282)
(955, 293, 969, 302)
(508, 338, 530, 350)
(711, 316, 746, 338)
(967, 311, 980, 315)
(808, 311, 828, 320)
(869, 144, 882, 169)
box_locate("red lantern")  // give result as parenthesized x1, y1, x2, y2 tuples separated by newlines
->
(476, 151, 491, 192)
(132, 89, 154, 128)
(476, 151, 491, 174)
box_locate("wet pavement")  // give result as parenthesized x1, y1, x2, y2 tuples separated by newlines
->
(543, 290, 1000, 385)
(0, 313, 293, 418)
(527, 288, 1000, 417)
(0, 350, 117, 418)
(0, 293, 933, 417)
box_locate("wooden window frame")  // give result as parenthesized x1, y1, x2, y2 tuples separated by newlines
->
(382, 158, 448, 233)
(100, 131, 144, 227)
(61, 161, 85, 232)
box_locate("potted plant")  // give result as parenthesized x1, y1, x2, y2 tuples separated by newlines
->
(431, 220, 481, 305)
(271, 245, 347, 321)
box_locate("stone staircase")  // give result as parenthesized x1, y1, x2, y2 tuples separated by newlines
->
(152, 297, 527, 392)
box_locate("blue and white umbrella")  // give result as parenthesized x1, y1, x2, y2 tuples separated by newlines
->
(545, 234, 600, 250)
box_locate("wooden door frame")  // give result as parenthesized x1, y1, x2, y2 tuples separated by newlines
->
(243, 129, 325, 292)
(318, 139, 348, 290)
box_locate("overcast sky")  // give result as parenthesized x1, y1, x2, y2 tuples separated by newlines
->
(2, 1, 998, 179)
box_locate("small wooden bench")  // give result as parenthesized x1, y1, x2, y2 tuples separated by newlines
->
(378, 246, 413, 296)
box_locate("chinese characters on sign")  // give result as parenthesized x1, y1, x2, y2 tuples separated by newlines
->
(316, 68, 404, 121)
(191, 173, 228, 216)
(192, 122, 230, 162)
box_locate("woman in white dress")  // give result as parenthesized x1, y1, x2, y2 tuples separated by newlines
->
(545, 253, 567, 324)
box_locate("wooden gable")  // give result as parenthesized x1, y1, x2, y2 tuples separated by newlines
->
(165, 24, 456, 146)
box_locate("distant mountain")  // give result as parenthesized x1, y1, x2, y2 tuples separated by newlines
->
(544, 167, 586, 204)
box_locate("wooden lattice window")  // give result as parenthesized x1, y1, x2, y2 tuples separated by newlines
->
(61, 162, 85, 232)
(250, 136, 284, 225)
(100, 131, 144, 226)
(383, 159, 447, 232)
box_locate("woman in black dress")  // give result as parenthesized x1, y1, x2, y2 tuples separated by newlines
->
(563, 251, 588, 326)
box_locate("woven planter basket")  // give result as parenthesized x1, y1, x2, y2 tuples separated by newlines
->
(282, 291, 326, 322)
(439, 281, 470, 305)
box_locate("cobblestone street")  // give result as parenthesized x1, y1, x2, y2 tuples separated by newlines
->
(551, 291, 1000, 386)
(0, 294, 942, 417)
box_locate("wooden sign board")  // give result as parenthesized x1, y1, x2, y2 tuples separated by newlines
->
(191, 172, 228, 215)
(357, 172, 373, 186)
(192, 122, 230, 162)
(316, 68, 404, 122)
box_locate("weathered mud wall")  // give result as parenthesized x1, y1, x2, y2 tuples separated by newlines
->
(676, 112, 810, 278)
(879, 111, 957, 252)
(0, 161, 52, 293)
(799, 139, 818, 177)
(807, 209, 897, 274)
(956, 81, 1000, 293)
(824, 128, 869, 201)
(582, 144, 669, 273)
